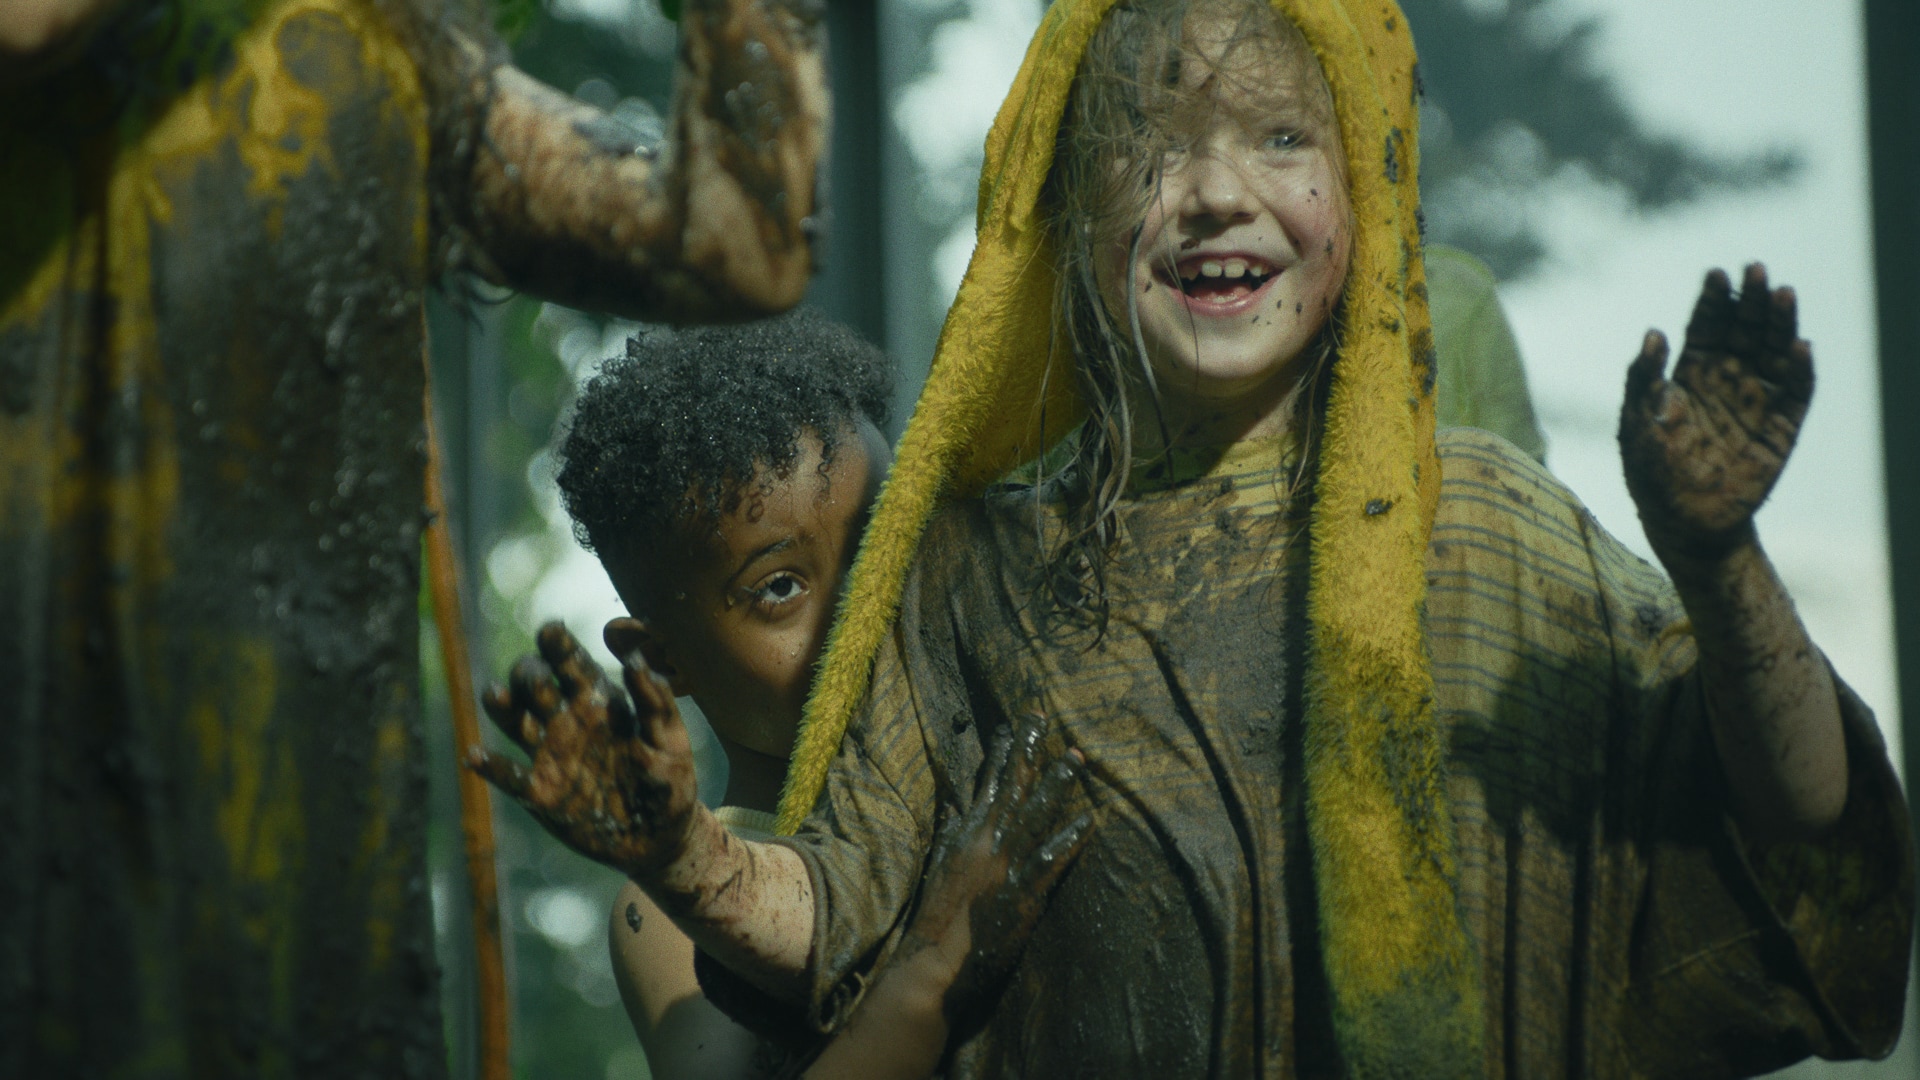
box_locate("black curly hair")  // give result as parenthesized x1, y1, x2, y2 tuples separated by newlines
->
(555, 307, 893, 567)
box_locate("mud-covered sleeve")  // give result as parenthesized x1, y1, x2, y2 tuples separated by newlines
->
(776, 629, 945, 1036)
(1585, 522, 1915, 1075)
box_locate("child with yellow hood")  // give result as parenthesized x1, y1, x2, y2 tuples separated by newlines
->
(478, 0, 1913, 1075)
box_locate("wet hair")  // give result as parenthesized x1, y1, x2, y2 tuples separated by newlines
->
(1034, 0, 1344, 630)
(555, 308, 892, 569)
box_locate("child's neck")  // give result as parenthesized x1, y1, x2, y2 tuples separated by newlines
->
(717, 735, 789, 813)
(1130, 367, 1307, 458)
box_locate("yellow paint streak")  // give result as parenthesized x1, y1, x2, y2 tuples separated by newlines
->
(184, 631, 304, 1060)
(100, 151, 186, 606)
(189, 637, 293, 885)
(358, 682, 415, 973)
(128, 0, 425, 239)
(0, 226, 78, 542)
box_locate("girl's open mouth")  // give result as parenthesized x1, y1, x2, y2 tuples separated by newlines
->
(1155, 254, 1282, 315)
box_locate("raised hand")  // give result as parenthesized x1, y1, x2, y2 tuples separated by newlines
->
(1619, 263, 1814, 562)
(906, 712, 1093, 1030)
(470, 621, 700, 880)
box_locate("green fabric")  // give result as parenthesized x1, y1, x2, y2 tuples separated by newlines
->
(1427, 245, 1548, 463)
(750, 430, 1910, 1078)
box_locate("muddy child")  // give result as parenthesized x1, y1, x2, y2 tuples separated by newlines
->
(479, 1, 1914, 1075)
(487, 310, 1089, 1078)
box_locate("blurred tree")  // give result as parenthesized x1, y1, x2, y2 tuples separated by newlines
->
(1404, 0, 1799, 278)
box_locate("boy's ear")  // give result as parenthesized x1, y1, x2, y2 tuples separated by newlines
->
(603, 616, 693, 697)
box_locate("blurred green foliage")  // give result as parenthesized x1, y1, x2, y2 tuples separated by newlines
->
(424, 7, 679, 1077)
(425, 292, 654, 1080)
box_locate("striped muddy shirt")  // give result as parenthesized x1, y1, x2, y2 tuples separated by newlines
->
(755, 428, 1910, 1078)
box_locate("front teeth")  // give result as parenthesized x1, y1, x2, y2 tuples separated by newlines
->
(1175, 256, 1274, 291)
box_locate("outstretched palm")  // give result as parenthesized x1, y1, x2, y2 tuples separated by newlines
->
(470, 621, 699, 880)
(1619, 263, 1814, 560)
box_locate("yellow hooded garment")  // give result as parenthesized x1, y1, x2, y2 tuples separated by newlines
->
(777, 0, 1481, 1073)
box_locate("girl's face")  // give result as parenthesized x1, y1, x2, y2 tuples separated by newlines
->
(1098, 11, 1350, 411)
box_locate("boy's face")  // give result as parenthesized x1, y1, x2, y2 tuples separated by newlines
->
(1099, 9, 1350, 409)
(604, 420, 889, 758)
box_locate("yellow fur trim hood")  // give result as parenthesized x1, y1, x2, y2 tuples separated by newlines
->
(778, 0, 1483, 1073)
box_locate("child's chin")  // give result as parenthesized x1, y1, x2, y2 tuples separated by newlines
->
(1150, 333, 1317, 392)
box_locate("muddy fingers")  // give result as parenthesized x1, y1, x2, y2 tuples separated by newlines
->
(1620, 263, 1813, 562)
(468, 622, 702, 880)
(896, 718, 1094, 1034)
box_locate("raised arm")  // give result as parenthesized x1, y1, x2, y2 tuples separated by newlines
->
(450, 0, 827, 322)
(1618, 263, 1846, 844)
(471, 623, 815, 997)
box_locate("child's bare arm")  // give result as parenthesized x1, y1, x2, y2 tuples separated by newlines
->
(1619, 263, 1846, 843)
(454, 0, 826, 322)
(608, 880, 767, 1079)
(804, 713, 1092, 1080)
(471, 622, 815, 1000)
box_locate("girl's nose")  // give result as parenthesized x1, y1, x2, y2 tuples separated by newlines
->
(1179, 148, 1258, 226)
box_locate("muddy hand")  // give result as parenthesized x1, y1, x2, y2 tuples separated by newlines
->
(469, 621, 699, 880)
(902, 711, 1092, 1033)
(1619, 263, 1814, 562)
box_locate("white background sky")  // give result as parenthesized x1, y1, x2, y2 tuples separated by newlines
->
(1496, 0, 1898, 765)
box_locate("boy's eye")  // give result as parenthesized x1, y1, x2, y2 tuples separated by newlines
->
(749, 572, 807, 611)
